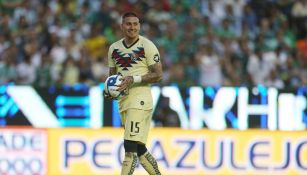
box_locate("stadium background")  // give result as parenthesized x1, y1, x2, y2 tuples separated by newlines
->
(0, 0, 306, 174)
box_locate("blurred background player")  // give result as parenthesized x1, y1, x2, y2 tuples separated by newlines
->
(104, 12, 162, 175)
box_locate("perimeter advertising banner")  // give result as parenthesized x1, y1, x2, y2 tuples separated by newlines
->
(48, 128, 307, 175)
(0, 128, 48, 175)
(1, 85, 306, 130)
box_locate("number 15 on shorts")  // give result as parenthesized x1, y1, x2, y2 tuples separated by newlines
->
(130, 121, 140, 134)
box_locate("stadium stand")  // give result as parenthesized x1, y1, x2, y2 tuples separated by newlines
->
(0, 0, 306, 88)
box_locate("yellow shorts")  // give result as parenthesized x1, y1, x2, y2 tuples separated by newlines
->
(120, 108, 152, 144)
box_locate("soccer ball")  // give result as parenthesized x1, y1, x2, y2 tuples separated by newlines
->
(104, 74, 124, 99)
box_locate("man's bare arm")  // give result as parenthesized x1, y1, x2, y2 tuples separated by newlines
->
(109, 67, 117, 76)
(141, 63, 163, 84)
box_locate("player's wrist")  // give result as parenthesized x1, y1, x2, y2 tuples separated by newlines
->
(133, 75, 142, 83)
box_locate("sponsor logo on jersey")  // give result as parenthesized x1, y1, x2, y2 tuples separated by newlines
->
(153, 54, 160, 63)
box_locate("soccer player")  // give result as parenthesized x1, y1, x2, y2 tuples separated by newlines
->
(104, 12, 162, 175)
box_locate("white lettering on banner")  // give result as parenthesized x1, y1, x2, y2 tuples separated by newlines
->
(89, 87, 103, 128)
(61, 137, 307, 173)
(0, 129, 47, 175)
(7, 86, 103, 128)
(151, 86, 161, 113)
(279, 94, 296, 130)
(238, 88, 278, 130)
(161, 86, 189, 129)
(189, 87, 236, 130)
(5, 86, 306, 130)
(188, 87, 305, 131)
(278, 94, 307, 130)
(7, 86, 59, 127)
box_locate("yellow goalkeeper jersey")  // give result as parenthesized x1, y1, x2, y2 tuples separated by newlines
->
(108, 35, 160, 111)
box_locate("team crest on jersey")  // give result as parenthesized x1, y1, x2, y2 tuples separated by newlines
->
(129, 53, 138, 62)
(112, 47, 145, 70)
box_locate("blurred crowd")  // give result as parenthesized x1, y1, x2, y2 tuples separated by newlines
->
(0, 0, 306, 89)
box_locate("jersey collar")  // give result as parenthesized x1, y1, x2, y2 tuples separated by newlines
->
(122, 38, 139, 49)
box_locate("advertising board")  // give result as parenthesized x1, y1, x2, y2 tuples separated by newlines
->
(1, 85, 306, 130)
(48, 128, 307, 175)
(0, 128, 48, 175)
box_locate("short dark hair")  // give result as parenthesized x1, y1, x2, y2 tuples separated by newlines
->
(122, 12, 138, 20)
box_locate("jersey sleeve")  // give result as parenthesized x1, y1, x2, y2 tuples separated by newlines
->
(145, 40, 160, 66)
(108, 44, 116, 68)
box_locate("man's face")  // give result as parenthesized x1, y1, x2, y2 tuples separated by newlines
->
(121, 16, 140, 39)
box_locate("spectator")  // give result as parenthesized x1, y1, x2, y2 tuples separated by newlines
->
(291, 0, 307, 38)
(0, 52, 18, 83)
(301, 59, 307, 85)
(16, 54, 36, 84)
(78, 55, 94, 85)
(35, 53, 53, 87)
(82, 23, 107, 60)
(60, 56, 79, 85)
(247, 48, 275, 86)
(197, 44, 223, 87)
(264, 68, 285, 89)
(91, 56, 109, 83)
(297, 35, 307, 61)
(0, 0, 305, 90)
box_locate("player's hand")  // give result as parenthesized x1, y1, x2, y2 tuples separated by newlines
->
(117, 76, 133, 92)
(103, 90, 115, 100)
